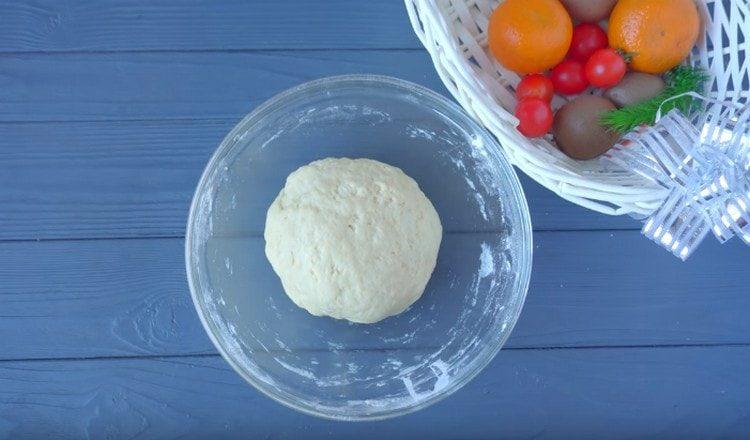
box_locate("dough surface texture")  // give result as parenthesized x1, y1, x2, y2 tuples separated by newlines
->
(264, 158, 442, 324)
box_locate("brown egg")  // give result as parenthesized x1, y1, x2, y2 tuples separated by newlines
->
(605, 72, 666, 108)
(560, 0, 618, 23)
(553, 95, 620, 160)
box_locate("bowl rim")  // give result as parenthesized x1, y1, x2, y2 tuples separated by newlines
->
(185, 74, 533, 421)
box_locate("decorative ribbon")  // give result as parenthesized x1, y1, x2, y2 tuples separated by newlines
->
(604, 95, 750, 260)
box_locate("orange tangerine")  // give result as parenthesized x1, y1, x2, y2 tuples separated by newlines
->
(488, 0, 573, 75)
(609, 0, 701, 74)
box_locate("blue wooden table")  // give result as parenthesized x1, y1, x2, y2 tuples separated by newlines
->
(1, 1, 749, 438)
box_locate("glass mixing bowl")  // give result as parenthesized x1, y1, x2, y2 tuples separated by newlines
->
(186, 75, 532, 421)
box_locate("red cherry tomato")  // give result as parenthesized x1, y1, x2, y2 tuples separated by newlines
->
(585, 48, 628, 88)
(516, 74, 555, 102)
(550, 60, 589, 95)
(568, 23, 609, 62)
(515, 98, 553, 138)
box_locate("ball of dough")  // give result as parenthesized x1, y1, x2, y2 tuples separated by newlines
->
(264, 158, 442, 324)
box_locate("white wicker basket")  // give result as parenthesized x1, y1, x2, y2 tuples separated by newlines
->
(406, 0, 750, 216)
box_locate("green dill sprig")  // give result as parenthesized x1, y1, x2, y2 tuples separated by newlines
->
(600, 66, 708, 133)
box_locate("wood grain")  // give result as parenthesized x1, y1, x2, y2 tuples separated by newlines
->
(0, 0, 420, 52)
(0, 119, 636, 241)
(0, 347, 748, 438)
(0, 51, 440, 122)
(0, 51, 640, 238)
(3, 1, 746, 437)
(1, 232, 746, 361)
(0, 237, 213, 360)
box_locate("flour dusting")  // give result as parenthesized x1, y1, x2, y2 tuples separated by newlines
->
(479, 243, 495, 279)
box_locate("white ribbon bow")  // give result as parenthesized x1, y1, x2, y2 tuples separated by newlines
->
(605, 95, 750, 260)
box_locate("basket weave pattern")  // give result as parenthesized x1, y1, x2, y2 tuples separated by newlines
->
(406, 0, 750, 216)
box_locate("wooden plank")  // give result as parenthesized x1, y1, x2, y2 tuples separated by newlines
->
(0, 238, 214, 360)
(0, 0, 420, 52)
(516, 232, 750, 348)
(0, 51, 441, 122)
(0, 347, 748, 438)
(0, 50, 639, 236)
(0, 232, 746, 361)
(0, 119, 635, 241)
(0, 120, 224, 241)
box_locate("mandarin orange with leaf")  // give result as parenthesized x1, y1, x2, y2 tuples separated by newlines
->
(609, 0, 701, 74)
(488, 0, 573, 75)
